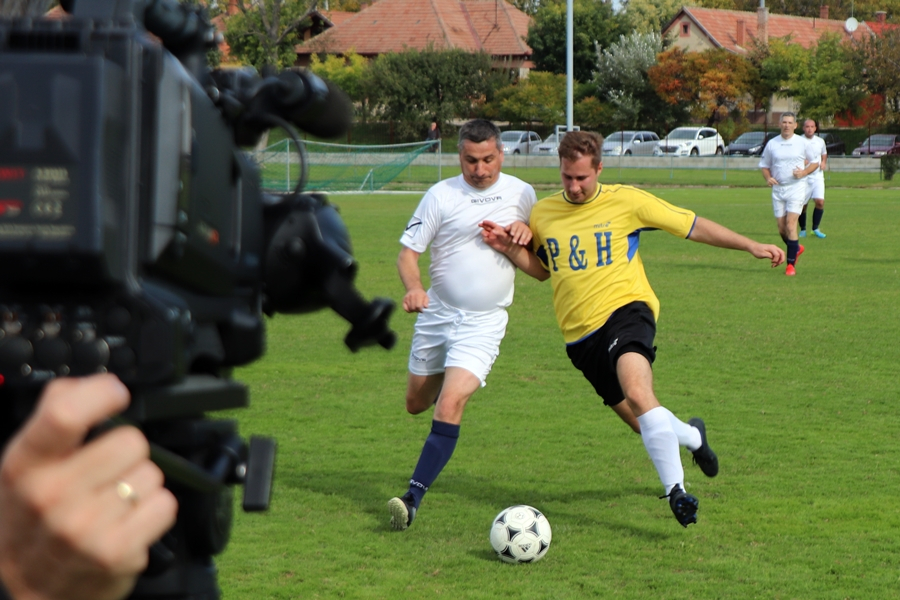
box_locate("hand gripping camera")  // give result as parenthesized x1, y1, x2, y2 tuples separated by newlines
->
(0, 1, 395, 597)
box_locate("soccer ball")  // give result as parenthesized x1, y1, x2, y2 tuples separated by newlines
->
(489, 505, 552, 563)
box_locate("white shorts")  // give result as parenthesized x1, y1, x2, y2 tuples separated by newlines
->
(805, 177, 825, 203)
(772, 183, 807, 217)
(408, 291, 508, 386)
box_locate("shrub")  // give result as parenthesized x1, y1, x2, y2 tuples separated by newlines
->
(881, 154, 900, 180)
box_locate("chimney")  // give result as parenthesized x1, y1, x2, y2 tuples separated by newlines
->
(757, 0, 768, 44)
(737, 19, 745, 46)
(876, 11, 887, 23)
(228, 0, 238, 15)
(820, 5, 829, 20)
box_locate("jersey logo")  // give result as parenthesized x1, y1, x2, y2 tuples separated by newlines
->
(405, 218, 422, 232)
(470, 195, 501, 204)
(544, 233, 614, 272)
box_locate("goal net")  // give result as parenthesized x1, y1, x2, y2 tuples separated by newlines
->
(251, 139, 441, 193)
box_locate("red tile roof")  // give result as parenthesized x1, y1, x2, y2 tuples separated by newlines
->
(297, 0, 531, 61)
(666, 6, 874, 54)
(321, 10, 355, 27)
(866, 20, 900, 35)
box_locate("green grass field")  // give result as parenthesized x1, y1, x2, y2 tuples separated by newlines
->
(214, 184, 899, 599)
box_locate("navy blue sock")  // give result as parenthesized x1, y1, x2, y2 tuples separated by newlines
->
(786, 239, 799, 265)
(407, 420, 460, 509)
(813, 207, 824, 230)
(798, 211, 807, 231)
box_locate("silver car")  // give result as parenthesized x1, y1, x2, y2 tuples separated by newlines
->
(534, 133, 561, 154)
(500, 130, 542, 155)
(602, 131, 660, 156)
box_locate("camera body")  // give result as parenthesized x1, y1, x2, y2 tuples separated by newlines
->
(0, 1, 394, 596)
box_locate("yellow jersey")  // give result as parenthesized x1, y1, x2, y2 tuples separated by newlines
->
(530, 184, 696, 343)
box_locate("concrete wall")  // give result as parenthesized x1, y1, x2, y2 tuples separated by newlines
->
(416, 153, 882, 173)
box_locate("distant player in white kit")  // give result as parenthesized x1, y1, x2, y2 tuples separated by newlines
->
(388, 119, 537, 530)
(799, 119, 828, 239)
(759, 112, 821, 276)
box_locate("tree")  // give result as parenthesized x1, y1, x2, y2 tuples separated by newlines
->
(224, 0, 311, 70)
(620, 0, 684, 35)
(308, 50, 370, 119)
(508, 0, 543, 14)
(364, 48, 509, 141)
(786, 34, 866, 122)
(855, 27, 900, 124)
(593, 31, 687, 133)
(489, 71, 568, 125)
(526, 0, 627, 83)
(649, 47, 756, 126)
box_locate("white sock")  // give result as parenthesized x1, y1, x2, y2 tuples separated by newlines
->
(637, 406, 684, 495)
(662, 408, 702, 451)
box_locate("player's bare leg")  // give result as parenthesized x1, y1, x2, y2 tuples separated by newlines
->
(405, 372, 444, 414)
(610, 400, 640, 433)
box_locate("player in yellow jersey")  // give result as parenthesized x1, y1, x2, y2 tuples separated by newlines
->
(480, 131, 784, 527)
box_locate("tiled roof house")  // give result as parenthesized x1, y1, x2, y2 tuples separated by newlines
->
(295, 0, 533, 74)
(663, 5, 874, 54)
(663, 5, 890, 123)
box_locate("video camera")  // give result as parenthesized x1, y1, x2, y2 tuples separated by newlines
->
(0, 0, 395, 597)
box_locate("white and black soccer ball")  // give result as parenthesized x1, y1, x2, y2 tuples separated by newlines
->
(489, 505, 552, 563)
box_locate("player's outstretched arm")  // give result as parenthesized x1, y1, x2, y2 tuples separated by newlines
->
(687, 217, 786, 268)
(479, 220, 549, 281)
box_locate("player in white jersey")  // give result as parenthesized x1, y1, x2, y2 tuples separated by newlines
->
(799, 119, 828, 239)
(759, 112, 821, 276)
(388, 120, 537, 530)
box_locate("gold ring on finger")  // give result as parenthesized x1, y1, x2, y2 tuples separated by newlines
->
(116, 480, 140, 504)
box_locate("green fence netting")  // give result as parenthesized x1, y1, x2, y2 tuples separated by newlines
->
(252, 139, 439, 192)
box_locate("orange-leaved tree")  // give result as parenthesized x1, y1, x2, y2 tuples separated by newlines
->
(649, 47, 757, 126)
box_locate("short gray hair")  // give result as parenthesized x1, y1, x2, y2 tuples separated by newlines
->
(457, 119, 502, 152)
(781, 112, 797, 121)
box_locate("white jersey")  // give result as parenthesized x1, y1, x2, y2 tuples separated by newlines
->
(400, 173, 537, 312)
(804, 135, 827, 181)
(759, 134, 820, 187)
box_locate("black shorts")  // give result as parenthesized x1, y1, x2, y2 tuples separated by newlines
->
(565, 301, 657, 406)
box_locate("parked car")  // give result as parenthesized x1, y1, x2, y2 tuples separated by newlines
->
(500, 130, 542, 155)
(654, 127, 725, 156)
(818, 132, 845, 156)
(724, 131, 778, 156)
(601, 130, 660, 156)
(534, 133, 562, 154)
(851, 134, 900, 157)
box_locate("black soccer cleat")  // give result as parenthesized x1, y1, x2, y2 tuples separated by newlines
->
(688, 417, 719, 477)
(660, 485, 698, 528)
(388, 493, 417, 531)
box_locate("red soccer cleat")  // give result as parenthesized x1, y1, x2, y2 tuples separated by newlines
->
(786, 264, 796, 276)
(796, 244, 805, 264)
